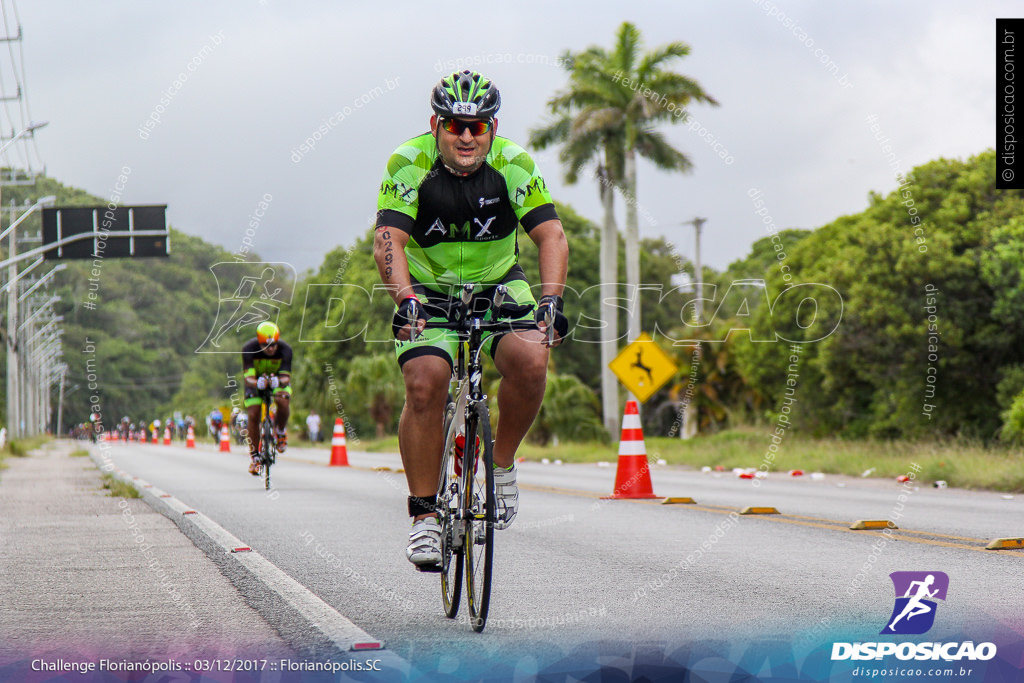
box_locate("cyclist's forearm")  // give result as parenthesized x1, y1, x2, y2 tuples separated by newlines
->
(373, 225, 416, 303)
(531, 220, 568, 297)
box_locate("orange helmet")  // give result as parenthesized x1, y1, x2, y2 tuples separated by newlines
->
(256, 321, 280, 345)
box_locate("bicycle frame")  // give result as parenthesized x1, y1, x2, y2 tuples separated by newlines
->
(439, 330, 484, 550)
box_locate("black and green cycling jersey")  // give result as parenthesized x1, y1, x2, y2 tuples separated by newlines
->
(242, 337, 292, 407)
(241, 337, 293, 378)
(375, 133, 558, 294)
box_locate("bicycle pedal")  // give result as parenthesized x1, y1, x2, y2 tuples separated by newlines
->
(415, 562, 443, 574)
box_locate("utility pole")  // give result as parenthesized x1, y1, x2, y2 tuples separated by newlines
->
(685, 217, 707, 323)
(680, 217, 707, 439)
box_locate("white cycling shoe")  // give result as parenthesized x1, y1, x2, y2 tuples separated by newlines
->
(493, 465, 519, 530)
(406, 516, 442, 570)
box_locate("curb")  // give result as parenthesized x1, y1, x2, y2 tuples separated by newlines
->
(91, 451, 409, 675)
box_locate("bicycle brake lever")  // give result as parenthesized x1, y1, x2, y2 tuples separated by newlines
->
(458, 283, 476, 320)
(544, 302, 556, 346)
(492, 284, 506, 313)
(408, 299, 421, 343)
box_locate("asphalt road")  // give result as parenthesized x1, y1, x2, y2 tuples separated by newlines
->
(101, 440, 1024, 680)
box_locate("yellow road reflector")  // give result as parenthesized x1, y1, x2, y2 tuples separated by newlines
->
(373, 466, 392, 472)
(985, 537, 1024, 550)
(661, 497, 696, 505)
(850, 520, 897, 530)
(740, 506, 780, 515)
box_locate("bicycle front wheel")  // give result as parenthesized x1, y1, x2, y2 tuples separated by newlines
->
(462, 402, 494, 632)
(438, 401, 463, 619)
(262, 418, 274, 490)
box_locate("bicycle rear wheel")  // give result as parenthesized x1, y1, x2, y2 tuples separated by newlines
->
(462, 402, 494, 632)
(438, 401, 463, 618)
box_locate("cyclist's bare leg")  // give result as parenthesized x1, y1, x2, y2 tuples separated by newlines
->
(492, 330, 549, 469)
(246, 404, 262, 453)
(273, 392, 290, 431)
(399, 354, 449, 521)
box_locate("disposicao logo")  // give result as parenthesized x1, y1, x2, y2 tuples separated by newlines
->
(831, 571, 997, 662)
(880, 571, 948, 635)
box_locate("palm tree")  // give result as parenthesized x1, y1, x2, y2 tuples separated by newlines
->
(530, 86, 623, 438)
(530, 22, 717, 435)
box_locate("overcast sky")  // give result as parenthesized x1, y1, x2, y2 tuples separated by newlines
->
(4, 1, 1001, 277)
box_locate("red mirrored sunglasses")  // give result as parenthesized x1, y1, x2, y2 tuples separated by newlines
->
(439, 118, 493, 136)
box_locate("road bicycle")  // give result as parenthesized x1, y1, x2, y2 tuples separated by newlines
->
(412, 283, 554, 632)
(255, 383, 277, 490)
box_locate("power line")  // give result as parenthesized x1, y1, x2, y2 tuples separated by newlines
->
(0, 0, 40, 174)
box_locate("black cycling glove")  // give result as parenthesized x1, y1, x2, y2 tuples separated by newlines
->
(392, 296, 428, 339)
(535, 294, 569, 341)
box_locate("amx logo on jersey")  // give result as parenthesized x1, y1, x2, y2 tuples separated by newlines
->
(424, 217, 498, 240)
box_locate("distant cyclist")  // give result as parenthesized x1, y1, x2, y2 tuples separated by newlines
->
(374, 70, 568, 569)
(234, 411, 250, 445)
(242, 321, 293, 476)
(208, 409, 224, 442)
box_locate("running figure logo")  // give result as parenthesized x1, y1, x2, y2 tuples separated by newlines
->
(880, 571, 949, 635)
(196, 262, 295, 353)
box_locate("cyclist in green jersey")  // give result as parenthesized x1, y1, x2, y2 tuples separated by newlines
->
(242, 321, 293, 476)
(374, 70, 569, 569)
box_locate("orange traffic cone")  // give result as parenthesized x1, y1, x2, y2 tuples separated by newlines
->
(219, 424, 231, 452)
(329, 417, 349, 466)
(163, 427, 171, 445)
(151, 429, 158, 445)
(186, 425, 195, 448)
(602, 400, 658, 499)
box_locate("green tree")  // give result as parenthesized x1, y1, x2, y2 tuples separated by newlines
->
(2, 171, 245, 431)
(530, 373, 609, 445)
(344, 352, 403, 439)
(734, 150, 1024, 440)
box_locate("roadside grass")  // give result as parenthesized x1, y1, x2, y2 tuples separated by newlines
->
(356, 427, 1024, 493)
(70, 447, 90, 457)
(101, 473, 141, 499)
(361, 435, 400, 453)
(2, 435, 52, 458)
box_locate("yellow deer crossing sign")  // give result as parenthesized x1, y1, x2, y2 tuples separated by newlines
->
(609, 333, 679, 403)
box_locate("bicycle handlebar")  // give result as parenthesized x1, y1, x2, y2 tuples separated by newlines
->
(409, 283, 555, 345)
